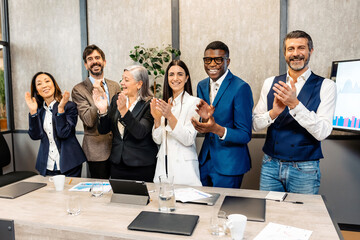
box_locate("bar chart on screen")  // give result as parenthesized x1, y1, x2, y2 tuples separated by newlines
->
(332, 60, 360, 132)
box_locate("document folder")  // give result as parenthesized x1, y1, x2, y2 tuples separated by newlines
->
(128, 211, 199, 236)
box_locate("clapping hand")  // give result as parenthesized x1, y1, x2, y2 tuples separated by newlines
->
(154, 98, 173, 119)
(116, 92, 128, 116)
(25, 92, 38, 115)
(273, 80, 299, 109)
(92, 88, 108, 114)
(150, 98, 162, 120)
(195, 99, 215, 121)
(58, 91, 70, 113)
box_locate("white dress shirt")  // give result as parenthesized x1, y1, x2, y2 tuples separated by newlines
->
(43, 100, 61, 171)
(89, 76, 110, 104)
(209, 69, 229, 140)
(252, 68, 336, 141)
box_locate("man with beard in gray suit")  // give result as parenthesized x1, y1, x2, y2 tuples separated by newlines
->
(72, 44, 121, 179)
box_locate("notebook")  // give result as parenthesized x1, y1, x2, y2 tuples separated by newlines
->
(0, 182, 47, 199)
(220, 196, 266, 222)
(128, 211, 199, 236)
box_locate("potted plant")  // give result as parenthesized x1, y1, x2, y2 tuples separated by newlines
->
(129, 44, 181, 98)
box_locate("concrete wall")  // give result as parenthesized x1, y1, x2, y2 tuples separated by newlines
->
(5, 0, 360, 226)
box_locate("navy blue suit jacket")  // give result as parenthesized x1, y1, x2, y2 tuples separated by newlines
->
(28, 101, 87, 176)
(197, 70, 253, 175)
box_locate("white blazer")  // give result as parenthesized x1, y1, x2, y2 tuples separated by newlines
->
(152, 92, 202, 186)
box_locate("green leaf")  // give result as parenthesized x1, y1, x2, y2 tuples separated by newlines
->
(154, 70, 158, 76)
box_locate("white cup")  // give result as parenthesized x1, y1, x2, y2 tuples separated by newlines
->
(226, 214, 247, 240)
(66, 195, 81, 216)
(49, 175, 65, 191)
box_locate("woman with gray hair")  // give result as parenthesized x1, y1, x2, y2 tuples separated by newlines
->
(93, 65, 158, 181)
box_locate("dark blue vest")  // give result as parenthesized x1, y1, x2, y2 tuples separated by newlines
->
(262, 73, 324, 161)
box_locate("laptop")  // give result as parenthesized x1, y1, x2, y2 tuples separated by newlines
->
(219, 196, 266, 222)
(0, 182, 47, 199)
(176, 192, 220, 206)
(128, 211, 199, 236)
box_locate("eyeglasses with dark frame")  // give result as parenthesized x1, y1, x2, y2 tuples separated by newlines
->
(203, 57, 228, 65)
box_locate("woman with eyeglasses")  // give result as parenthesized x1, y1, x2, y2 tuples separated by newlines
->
(93, 65, 158, 182)
(150, 60, 202, 186)
(25, 72, 86, 177)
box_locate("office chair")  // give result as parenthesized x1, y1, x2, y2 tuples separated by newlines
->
(0, 132, 37, 188)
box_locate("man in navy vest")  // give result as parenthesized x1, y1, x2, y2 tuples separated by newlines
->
(253, 30, 336, 194)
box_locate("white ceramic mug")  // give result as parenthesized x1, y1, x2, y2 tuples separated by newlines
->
(226, 214, 247, 240)
(49, 175, 65, 191)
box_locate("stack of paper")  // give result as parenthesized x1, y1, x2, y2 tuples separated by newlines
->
(254, 222, 312, 240)
(174, 188, 212, 202)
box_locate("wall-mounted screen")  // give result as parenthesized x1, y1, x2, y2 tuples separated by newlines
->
(330, 59, 360, 132)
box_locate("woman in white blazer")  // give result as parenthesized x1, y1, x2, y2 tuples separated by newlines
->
(150, 60, 202, 186)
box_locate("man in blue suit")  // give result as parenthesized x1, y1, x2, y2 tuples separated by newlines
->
(191, 41, 253, 188)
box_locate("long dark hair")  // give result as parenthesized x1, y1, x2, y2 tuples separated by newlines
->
(30, 72, 62, 107)
(162, 60, 193, 102)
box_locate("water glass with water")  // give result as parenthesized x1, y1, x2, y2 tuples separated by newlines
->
(158, 175, 176, 212)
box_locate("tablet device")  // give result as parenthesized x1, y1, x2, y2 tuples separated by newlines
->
(109, 178, 149, 196)
(0, 182, 47, 199)
(128, 211, 199, 236)
(220, 196, 266, 222)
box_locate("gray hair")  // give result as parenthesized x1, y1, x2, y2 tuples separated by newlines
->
(124, 65, 153, 101)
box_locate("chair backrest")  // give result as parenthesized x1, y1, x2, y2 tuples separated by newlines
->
(0, 132, 11, 174)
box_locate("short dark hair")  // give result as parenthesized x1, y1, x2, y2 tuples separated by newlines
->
(82, 44, 106, 63)
(30, 72, 62, 107)
(283, 30, 313, 53)
(204, 41, 230, 58)
(163, 60, 193, 102)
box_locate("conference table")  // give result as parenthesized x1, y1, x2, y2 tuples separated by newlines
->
(0, 176, 341, 240)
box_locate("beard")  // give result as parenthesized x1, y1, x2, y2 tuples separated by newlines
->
(287, 53, 311, 71)
(89, 63, 104, 76)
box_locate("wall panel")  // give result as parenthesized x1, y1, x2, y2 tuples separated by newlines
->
(9, 0, 82, 130)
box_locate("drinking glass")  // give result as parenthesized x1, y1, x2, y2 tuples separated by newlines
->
(158, 175, 175, 212)
(66, 195, 81, 216)
(90, 182, 104, 197)
(210, 210, 227, 236)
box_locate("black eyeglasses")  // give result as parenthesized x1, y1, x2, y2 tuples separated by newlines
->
(203, 57, 228, 65)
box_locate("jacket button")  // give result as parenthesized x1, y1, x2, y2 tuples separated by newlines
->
(291, 144, 294, 147)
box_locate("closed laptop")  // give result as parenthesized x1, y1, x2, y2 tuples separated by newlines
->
(220, 196, 266, 222)
(128, 211, 199, 236)
(0, 182, 47, 199)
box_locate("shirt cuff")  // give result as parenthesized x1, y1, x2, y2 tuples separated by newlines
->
(56, 112, 65, 116)
(98, 110, 108, 117)
(30, 112, 38, 118)
(289, 101, 305, 118)
(265, 111, 276, 124)
(219, 127, 227, 140)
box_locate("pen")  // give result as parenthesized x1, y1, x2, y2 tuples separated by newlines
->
(275, 200, 304, 204)
(68, 179, 72, 184)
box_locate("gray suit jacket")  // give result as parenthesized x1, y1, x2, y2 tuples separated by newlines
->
(71, 77, 121, 162)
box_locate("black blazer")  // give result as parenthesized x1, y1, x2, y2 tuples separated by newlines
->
(28, 101, 87, 176)
(98, 95, 158, 167)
